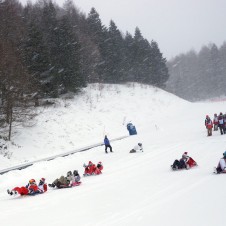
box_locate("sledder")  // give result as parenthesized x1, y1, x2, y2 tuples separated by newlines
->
(48, 170, 81, 188)
(214, 151, 226, 174)
(7, 178, 47, 196)
(83, 161, 103, 176)
(171, 152, 197, 170)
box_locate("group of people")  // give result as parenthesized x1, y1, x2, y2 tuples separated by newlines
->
(7, 178, 47, 196)
(83, 161, 103, 176)
(7, 161, 104, 196)
(205, 113, 226, 136)
(48, 169, 81, 188)
(171, 151, 226, 174)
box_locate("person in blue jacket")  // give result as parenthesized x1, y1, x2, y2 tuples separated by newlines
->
(104, 135, 113, 153)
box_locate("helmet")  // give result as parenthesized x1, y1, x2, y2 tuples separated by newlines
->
(39, 178, 45, 185)
(29, 179, 36, 184)
(223, 151, 226, 158)
(40, 178, 45, 183)
(67, 171, 72, 177)
(73, 170, 78, 176)
(138, 143, 142, 147)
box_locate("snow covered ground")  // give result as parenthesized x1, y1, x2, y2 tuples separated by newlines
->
(1, 83, 226, 226)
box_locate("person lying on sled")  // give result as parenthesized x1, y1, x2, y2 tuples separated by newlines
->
(7, 179, 41, 196)
(171, 152, 197, 170)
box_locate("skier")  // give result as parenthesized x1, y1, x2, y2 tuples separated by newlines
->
(213, 113, 219, 131)
(205, 115, 213, 136)
(7, 179, 40, 196)
(129, 143, 143, 153)
(214, 151, 226, 174)
(104, 135, 113, 153)
(48, 171, 75, 188)
(171, 152, 197, 170)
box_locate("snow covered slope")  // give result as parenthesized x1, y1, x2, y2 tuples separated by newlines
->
(1, 83, 226, 226)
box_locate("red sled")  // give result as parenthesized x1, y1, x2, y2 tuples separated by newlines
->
(187, 157, 198, 168)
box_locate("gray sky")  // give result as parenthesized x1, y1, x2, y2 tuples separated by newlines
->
(20, 0, 226, 60)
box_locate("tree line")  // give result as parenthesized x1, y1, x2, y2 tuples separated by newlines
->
(0, 0, 168, 140)
(166, 42, 226, 101)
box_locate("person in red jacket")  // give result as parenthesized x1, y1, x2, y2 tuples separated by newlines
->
(38, 178, 47, 193)
(213, 113, 219, 131)
(7, 179, 39, 196)
(92, 161, 103, 175)
(83, 161, 103, 176)
(205, 115, 213, 136)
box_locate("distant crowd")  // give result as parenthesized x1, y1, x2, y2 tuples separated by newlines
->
(205, 113, 226, 136)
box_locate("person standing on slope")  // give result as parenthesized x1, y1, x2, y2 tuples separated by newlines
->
(213, 113, 219, 131)
(104, 135, 113, 153)
(218, 112, 225, 135)
(205, 115, 213, 136)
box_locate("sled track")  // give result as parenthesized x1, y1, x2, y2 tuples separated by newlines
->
(0, 135, 129, 175)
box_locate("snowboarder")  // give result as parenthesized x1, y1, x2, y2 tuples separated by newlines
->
(104, 135, 113, 153)
(7, 179, 41, 196)
(214, 151, 226, 174)
(171, 152, 197, 170)
(213, 113, 219, 131)
(129, 143, 143, 153)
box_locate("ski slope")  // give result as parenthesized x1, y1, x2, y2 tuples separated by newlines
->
(1, 83, 226, 226)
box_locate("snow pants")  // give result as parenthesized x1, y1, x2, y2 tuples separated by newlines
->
(172, 159, 186, 169)
(13, 186, 29, 195)
(219, 124, 225, 135)
(105, 145, 112, 153)
(207, 128, 212, 136)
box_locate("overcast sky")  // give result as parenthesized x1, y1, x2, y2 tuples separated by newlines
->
(20, 0, 226, 60)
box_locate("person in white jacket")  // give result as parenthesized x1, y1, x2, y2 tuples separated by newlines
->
(215, 152, 226, 174)
(129, 143, 143, 153)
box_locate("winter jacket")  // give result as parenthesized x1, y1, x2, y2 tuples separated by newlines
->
(205, 118, 213, 129)
(218, 158, 226, 171)
(38, 184, 47, 193)
(213, 116, 219, 125)
(104, 137, 110, 145)
(133, 144, 143, 152)
(218, 115, 224, 125)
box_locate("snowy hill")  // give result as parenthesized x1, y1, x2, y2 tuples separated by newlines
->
(1, 83, 226, 226)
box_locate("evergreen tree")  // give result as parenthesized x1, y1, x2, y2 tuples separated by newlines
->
(149, 40, 169, 87)
(104, 20, 125, 83)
